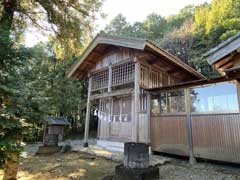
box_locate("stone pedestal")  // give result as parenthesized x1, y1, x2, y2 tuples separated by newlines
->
(116, 142, 159, 180)
(115, 164, 159, 180)
(123, 142, 149, 168)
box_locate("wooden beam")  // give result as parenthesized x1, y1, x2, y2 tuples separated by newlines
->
(84, 61, 95, 66)
(90, 88, 133, 100)
(83, 76, 92, 147)
(219, 61, 233, 72)
(148, 75, 232, 93)
(214, 55, 232, 69)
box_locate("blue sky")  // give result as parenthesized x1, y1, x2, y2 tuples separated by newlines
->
(25, 0, 212, 47)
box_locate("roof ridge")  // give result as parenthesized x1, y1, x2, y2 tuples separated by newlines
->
(97, 33, 147, 42)
(204, 32, 240, 57)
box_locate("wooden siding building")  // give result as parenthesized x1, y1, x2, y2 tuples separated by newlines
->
(67, 34, 204, 148)
(149, 33, 240, 164)
(68, 33, 240, 164)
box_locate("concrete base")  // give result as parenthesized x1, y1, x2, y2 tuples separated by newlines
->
(97, 140, 124, 152)
(115, 164, 159, 180)
(37, 145, 61, 154)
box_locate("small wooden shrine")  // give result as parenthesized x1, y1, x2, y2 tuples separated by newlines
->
(43, 116, 69, 146)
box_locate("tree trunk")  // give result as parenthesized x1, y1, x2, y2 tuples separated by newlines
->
(3, 152, 19, 180)
(0, 0, 17, 42)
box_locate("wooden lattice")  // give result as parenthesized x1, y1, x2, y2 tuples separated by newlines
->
(161, 74, 169, 86)
(150, 70, 161, 88)
(140, 65, 149, 88)
(112, 61, 135, 86)
(91, 69, 109, 90)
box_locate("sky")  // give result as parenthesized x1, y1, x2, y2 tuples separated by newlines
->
(25, 0, 211, 47)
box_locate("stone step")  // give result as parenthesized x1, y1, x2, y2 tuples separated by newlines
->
(97, 140, 124, 152)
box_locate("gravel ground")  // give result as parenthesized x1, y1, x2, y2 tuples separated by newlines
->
(158, 158, 240, 180)
(1, 142, 240, 180)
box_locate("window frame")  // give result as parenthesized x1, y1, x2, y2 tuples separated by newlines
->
(190, 81, 239, 114)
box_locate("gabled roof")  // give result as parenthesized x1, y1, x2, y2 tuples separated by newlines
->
(204, 32, 240, 65)
(47, 116, 70, 126)
(67, 34, 205, 79)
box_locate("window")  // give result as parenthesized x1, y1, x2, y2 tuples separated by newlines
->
(151, 90, 185, 114)
(190, 81, 239, 113)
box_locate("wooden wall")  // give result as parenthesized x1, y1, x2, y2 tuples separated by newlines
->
(192, 113, 240, 163)
(47, 125, 65, 142)
(151, 113, 240, 163)
(151, 115, 188, 156)
(94, 48, 181, 144)
(91, 48, 141, 72)
(139, 113, 150, 143)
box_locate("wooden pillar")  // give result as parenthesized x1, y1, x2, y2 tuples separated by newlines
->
(134, 59, 140, 142)
(83, 76, 92, 147)
(108, 64, 112, 92)
(184, 88, 196, 165)
(146, 91, 151, 143)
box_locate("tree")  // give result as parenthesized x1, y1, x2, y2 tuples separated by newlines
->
(0, 37, 30, 179)
(0, 0, 103, 59)
(104, 14, 132, 37)
(0, 1, 102, 178)
(166, 5, 195, 31)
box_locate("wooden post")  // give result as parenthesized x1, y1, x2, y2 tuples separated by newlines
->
(134, 58, 140, 142)
(83, 76, 92, 147)
(146, 91, 151, 143)
(235, 80, 240, 110)
(108, 64, 112, 92)
(184, 88, 196, 165)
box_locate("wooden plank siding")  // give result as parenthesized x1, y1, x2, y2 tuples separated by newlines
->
(151, 115, 188, 156)
(191, 113, 240, 163)
(151, 113, 240, 163)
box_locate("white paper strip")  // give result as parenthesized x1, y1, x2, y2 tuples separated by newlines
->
(124, 114, 128, 122)
(94, 109, 98, 116)
(108, 114, 111, 122)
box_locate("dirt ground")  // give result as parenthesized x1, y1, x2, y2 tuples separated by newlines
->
(0, 152, 118, 180)
(1, 145, 240, 180)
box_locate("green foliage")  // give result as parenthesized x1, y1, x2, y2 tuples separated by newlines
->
(0, 39, 28, 167)
(0, 39, 87, 168)
(0, 116, 23, 167)
(0, 0, 100, 172)
(104, 14, 133, 37)
(104, 0, 240, 77)
(0, 0, 103, 59)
